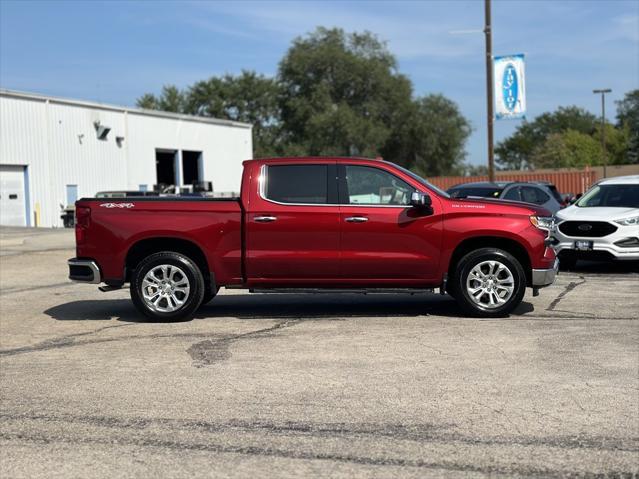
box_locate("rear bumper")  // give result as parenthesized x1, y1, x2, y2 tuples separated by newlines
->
(531, 258, 559, 287)
(68, 258, 101, 284)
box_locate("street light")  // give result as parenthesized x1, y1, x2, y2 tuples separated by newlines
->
(593, 88, 612, 178)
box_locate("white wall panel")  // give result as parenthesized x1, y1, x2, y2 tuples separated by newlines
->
(0, 91, 252, 227)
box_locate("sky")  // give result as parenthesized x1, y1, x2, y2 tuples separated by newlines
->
(1, 0, 637, 165)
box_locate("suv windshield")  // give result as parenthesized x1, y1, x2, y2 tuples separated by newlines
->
(576, 184, 639, 208)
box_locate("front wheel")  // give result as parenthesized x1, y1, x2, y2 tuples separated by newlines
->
(452, 248, 526, 318)
(130, 252, 205, 321)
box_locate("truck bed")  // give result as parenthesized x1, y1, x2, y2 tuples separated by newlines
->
(75, 197, 243, 285)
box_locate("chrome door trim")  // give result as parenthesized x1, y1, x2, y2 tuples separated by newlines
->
(258, 164, 411, 209)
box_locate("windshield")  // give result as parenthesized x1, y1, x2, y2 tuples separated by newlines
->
(388, 162, 450, 198)
(576, 184, 639, 208)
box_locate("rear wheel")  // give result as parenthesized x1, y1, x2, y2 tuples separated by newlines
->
(452, 248, 526, 318)
(130, 252, 205, 321)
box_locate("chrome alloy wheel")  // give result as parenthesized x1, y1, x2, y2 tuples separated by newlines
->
(465, 260, 515, 309)
(142, 264, 191, 313)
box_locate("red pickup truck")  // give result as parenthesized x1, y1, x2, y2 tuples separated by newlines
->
(68, 157, 558, 320)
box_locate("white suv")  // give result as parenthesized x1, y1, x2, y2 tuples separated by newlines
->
(553, 175, 639, 268)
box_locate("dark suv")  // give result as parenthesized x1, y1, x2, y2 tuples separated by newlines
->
(447, 181, 563, 214)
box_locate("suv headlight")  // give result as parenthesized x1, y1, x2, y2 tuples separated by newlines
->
(614, 215, 639, 226)
(530, 215, 555, 231)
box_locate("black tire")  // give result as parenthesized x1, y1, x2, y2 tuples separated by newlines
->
(130, 251, 205, 321)
(451, 248, 526, 318)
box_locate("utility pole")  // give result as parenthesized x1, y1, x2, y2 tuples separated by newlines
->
(593, 89, 611, 178)
(484, 0, 495, 182)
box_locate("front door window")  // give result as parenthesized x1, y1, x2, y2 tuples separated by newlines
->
(344, 165, 413, 206)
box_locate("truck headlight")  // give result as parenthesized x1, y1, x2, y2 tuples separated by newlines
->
(614, 215, 639, 226)
(530, 215, 555, 231)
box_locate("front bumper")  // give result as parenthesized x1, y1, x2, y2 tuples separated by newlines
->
(531, 258, 559, 287)
(68, 258, 102, 284)
(553, 222, 639, 260)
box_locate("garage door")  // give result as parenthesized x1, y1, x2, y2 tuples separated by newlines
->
(0, 165, 27, 226)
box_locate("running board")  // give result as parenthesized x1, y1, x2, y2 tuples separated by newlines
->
(249, 288, 434, 295)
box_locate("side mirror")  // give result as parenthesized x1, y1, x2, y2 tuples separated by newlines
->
(410, 191, 432, 208)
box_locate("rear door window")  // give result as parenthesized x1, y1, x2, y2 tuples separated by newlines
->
(521, 186, 549, 205)
(502, 187, 520, 201)
(265, 164, 331, 204)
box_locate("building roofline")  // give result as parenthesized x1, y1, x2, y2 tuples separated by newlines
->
(0, 88, 253, 129)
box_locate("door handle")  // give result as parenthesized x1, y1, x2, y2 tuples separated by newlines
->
(254, 216, 277, 223)
(345, 216, 368, 223)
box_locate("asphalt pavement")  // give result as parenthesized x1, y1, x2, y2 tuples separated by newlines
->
(1, 227, 638, 478)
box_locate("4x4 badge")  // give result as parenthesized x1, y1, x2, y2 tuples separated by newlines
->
(99, 203, 134, 208)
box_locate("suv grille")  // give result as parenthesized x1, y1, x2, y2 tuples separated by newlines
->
(558, 221, 617, 238)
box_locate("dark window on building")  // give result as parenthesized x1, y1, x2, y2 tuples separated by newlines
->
(156, 150, 176, 186)
(266, 165, 328, 204)
(182, 151, 202, 185)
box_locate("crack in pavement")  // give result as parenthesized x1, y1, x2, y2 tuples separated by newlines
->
(186, 319, 302, 367)
(546, 276, 587, 312)
(1, 412, 635, 452)
(0, 282, 75, 296)
(0, 319, 303, 361)
(0, 429, 636, 478)
(0, 323, 137, 357)
(520, 313, 637, 321)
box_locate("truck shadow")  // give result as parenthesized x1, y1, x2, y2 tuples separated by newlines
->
(44, 293, 534, 323)
(560, 260, 639, 274)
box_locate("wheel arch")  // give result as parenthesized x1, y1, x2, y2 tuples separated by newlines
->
(125, 237, 211, 284)
(448, 236, 532, 286)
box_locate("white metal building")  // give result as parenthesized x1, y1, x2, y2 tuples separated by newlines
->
(0, 89, 253, 227)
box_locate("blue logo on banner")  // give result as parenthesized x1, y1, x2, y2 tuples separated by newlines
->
(502, 63, 518, 112)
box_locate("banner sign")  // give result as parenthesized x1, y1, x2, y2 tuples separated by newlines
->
(494, 54, 526, 120)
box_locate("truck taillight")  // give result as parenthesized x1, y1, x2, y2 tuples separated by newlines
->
(75, 206, 91, 244)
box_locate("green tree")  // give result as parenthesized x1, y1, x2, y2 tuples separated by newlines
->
(616, 89, 639, 163)
(137, 27, 472, 174)
(592, 123, 631, 166)
(277, 27, 413, 158)
(136, 85, 187, 113)
(531, 130, 600, 168)
(382, 94, 471, 177)
(495, 106, 597, 170)
(185, 71, 282, 158)
(138, 72, 282, 158)
(136, 93, 159, 110)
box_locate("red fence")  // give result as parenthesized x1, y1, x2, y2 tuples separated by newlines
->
(427, 169, 598, 195)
